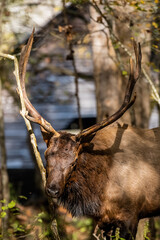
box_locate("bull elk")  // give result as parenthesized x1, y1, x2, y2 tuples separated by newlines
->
(19, 30, 160, 240)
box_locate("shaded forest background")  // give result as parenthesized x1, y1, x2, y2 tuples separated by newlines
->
(0, 0, 160, 239)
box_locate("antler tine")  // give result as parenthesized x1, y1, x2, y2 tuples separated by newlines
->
(77, 41, 141, 142)
(19, 29, 60, 137)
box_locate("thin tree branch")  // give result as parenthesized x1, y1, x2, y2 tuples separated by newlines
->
(0, 52, 60, 240)
(0, 78, 10, 240)
(68, 43, 83, 131)
(0, 53, 46, 184)
(0, 2, 10, 234)
(142, 67, 160, 105)
(61, 0, 83, 130)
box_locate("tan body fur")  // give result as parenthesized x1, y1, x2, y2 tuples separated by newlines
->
(45, 123, 160, 239)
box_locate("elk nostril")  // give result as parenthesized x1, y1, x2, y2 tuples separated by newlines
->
(46, 186, 59, 197)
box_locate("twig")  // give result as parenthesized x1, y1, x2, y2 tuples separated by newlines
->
(69, 43, 83, 131)
(0, 52, 60, 240)
(93, 225, 101, 240)
(142, 66, 160, 105)
(93, 224, 106, 240)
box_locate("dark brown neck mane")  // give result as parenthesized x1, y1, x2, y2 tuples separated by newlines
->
(58, 145, 107, 217)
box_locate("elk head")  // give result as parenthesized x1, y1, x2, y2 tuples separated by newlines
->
(44, 132, 79, 197)
(19, 29, 141, 199)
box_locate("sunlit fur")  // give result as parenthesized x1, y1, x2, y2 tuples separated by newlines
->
(45, 123, 160, 239)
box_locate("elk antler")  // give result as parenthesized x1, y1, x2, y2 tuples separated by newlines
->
(19, 29, 60, 137)
(76, 41, 141, 141)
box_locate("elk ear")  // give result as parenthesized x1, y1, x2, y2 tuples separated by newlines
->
(41, 128, 54, 146)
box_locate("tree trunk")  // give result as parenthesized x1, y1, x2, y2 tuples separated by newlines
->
(89, 5, 123, 123)
(90, 3, 151, 127)
(113, 5, 152, 240)
(0, 79, 10, 240)
(113, 5, 151, 129)
(89, 3, 152, 240)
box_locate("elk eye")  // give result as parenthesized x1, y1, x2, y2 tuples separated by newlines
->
(71, 162, 75, 167)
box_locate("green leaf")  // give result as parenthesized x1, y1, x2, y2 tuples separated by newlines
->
(152, 22, 158, 28)
(18, 195, 27, 200)
(1, 206, 8, 211)
(12, 222, 18, 230)
(152, 44, 159, 49)
(122, 70, 128, 76)
(0, 211, 7, 218)
(8, 200, 16, 209)
(114, 43, 120, 49)
(17, 226, 25, 232)
(43, 230, 50, 237)
(37, 212, 46, 219)
(80, 227, 87, 233)
(38, 218, 43, 223)
(154, 68, 160, 73)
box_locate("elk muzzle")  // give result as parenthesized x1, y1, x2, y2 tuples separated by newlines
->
(46, 183, 61, 198)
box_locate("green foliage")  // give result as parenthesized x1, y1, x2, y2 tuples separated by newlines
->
(11, 222, 26, 234)
(68, 0, 89, 4)
(143, 220, 150, 240)
(72, 218, 93, 239)
(122, 70, 128, 76)
(0, 197, 54, 239)
(0, 199, 17, 219)
(0, 211, 7, 218)
(18, 195, 28, 200)
(0, 198, 27, 238)
(111, 228, 125, 240)
(8, 200, 16, 209)
(57, 215, 93, 240)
